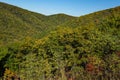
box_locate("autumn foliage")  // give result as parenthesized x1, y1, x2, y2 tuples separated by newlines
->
(0, 3, 120, 80)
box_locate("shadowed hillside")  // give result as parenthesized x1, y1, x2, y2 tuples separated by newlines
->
(0, 2, 119, 45)
(0, 2, 76, 45)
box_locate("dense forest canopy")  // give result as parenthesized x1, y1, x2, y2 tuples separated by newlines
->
(0, 2, 120, 80)
(0, 2, 76, 45)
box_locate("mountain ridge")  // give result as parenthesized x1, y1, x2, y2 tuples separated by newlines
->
(0, 2, 120, 79)
(0, 2, 120, 45)
(0, 2, 77, 45)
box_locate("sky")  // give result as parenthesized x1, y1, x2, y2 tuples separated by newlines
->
(0, 0, 120, 16)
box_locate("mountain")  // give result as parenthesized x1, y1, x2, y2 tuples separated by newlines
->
(0, 2, 76, 45)
(0, 2, 120, 80)
(60, 6, 120, 28)
(0, 2, 120, 45)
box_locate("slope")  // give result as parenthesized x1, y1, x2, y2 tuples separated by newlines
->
(0, 2, 76, 45)
(60, 6, 120, 28)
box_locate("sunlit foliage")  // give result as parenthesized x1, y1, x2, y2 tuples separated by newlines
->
(0, 2, 120, 80)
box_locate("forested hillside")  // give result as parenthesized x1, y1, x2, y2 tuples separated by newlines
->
(0, 2, 120, 80)
(0, 2, 76, 45)
(61, 6, 120, 28)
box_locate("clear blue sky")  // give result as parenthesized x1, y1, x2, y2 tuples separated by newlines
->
(0, 0, 120, 16)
